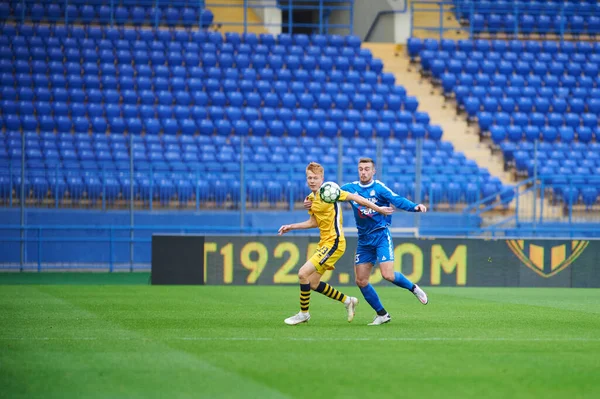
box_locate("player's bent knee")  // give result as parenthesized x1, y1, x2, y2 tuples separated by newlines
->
(381, 270, 395, 281)
(298, 262, 317, 281)
(355, 277, 369, 288)
(298, 270, 311, 281)
(379, 262, 396, 281)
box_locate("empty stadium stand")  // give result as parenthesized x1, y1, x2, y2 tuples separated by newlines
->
(1, 0, 214, 27)
(452, 0, 600, 36)
(0, 16, 513, 210)
(408, 36, 600, 208)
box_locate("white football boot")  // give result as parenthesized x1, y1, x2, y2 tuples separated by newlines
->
(412, 284, 428, 304)
(368, 313, 391, 326)
(344, 296, 359, 322)
(284, 312, 310, 325)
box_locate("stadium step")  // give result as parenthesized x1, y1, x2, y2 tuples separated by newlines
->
(486, 188, 564, 225)
(410, 0, 468, 40)
(364, 42, 514, 186)
(368, 43, 564, 218)
(208, 0, 267, 34)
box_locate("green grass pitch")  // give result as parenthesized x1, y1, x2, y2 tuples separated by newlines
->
(1, 273, 600, 399)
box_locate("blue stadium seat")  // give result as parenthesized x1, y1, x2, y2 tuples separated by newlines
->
(582, 187, 598, 208)
(3, 25, 579, 208)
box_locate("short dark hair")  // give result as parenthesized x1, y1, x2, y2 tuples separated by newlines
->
(358, 157, 375, 167)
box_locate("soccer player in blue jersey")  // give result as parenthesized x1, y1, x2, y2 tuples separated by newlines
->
(279, 162, 395, 326)
(305, 157, 428, 325)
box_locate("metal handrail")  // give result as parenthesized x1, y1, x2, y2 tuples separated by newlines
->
(411, 0, 598, 40)
(0, 224, 269, 231)
(5, 0, 354, 35)
(462, 177, 531, 215)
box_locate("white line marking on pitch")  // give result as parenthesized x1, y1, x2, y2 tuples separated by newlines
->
(2, 337, 600, 342)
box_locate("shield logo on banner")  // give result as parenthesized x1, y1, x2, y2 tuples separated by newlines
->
(506, 240, 589, 278)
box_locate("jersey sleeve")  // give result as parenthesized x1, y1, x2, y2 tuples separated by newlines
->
(376, 181, 418, 212)
(338, 190, 349, 202)
(340, 182, 353, 192)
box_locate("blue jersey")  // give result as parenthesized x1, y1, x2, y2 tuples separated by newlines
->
(341, 180, 418, 238)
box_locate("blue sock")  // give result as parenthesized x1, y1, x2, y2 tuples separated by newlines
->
(392, 272, 416, 291)
(359, 284, 386, 314)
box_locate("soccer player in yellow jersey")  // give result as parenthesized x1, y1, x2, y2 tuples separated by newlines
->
(278, 162, 394, 325)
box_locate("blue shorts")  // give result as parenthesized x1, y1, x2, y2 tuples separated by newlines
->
(354, 229, 395, 266)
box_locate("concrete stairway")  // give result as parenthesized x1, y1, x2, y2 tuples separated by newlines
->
(208, 0, 267, 34)
(363, 43, 514, 186)
(362, 42, 566, 218)
(408, 0, 468, 40)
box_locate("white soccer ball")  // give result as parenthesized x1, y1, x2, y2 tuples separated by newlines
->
(320, 181, 341, 203)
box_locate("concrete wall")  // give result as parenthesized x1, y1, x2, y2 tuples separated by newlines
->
(394, 6, 412, 43)
(327, 0, 410, 42)
(250, 0, 282, 35)
(327, 0, 392, 40)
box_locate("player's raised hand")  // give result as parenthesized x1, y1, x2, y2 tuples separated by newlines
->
(378, 206, 395, 216)
(303, 197, 312, 210)
(415, 204, 427, 213)
(278, 225, 292, 235)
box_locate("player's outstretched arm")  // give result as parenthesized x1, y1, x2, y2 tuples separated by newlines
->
(377, 182, 427, 213)
(344, 193, 394, 216)
(414, 204, 427, 212)
(278, 215, 318, 235)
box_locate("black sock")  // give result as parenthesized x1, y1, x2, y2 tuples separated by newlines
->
(300, 283, 311, 312)
(377, 309, 388, 316)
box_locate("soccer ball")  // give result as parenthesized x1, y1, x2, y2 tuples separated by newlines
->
(320, 182, 341, 203)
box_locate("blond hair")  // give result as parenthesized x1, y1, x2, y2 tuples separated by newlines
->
(306, 162, 324, 177)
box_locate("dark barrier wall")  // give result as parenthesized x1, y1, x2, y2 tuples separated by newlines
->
(201, 237, 600, 288)
(152, 235, 205, 285)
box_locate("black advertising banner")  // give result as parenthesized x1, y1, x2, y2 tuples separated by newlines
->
(200, 237, 600, 287)
(152, 235, 205, 285)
